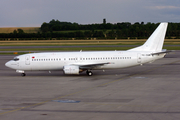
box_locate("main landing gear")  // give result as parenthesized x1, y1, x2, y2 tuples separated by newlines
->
(86, 70, 93, 76)
(21, 73, 26, 77)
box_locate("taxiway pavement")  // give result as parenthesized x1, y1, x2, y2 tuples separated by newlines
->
(0, 51, 180, 120)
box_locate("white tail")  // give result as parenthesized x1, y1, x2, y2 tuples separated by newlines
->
(128, 22, 168, 52)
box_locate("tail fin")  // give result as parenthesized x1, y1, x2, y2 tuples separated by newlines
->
(128, 22, 168, 52)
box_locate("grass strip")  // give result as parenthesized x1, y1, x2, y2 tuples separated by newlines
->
(0, 46, 179, 55)
(0, 47, 132, 51)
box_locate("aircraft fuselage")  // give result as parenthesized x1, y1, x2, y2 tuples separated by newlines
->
(5, 51, 165, 71)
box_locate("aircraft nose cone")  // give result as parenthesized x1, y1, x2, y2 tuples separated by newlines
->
(5, 61, 11, 68)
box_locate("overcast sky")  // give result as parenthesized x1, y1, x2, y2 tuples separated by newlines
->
(1, 0, 180, 27)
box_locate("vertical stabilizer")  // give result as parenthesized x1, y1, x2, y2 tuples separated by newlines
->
(128, 22, 168, 52)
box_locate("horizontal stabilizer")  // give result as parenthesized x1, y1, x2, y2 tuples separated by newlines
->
(151, 49, 172, 55)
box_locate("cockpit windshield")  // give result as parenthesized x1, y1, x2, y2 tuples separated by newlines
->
(13, 57, 19, 61)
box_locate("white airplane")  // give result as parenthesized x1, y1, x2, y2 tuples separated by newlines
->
(5, 23, 168, 76)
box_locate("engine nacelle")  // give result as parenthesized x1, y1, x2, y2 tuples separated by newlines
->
(63, 65, 79, 75)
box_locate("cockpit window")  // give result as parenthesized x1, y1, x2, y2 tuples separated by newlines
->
(13, 57, 19, 61)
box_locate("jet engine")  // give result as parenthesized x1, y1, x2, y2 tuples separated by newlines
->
(63, 65, 79, 75)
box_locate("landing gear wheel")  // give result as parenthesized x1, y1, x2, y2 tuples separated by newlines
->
(86, 71, 93, 76)
(21, 73, 26, 77)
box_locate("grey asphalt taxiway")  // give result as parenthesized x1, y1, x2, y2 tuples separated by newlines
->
(0, 51, 180, 120)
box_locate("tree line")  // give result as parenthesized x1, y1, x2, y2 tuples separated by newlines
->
(0, 19, 180, 40)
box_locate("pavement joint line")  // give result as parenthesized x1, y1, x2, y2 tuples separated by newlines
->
(0, 59, 179, 116)
(21, 109, 180, 114)
(97, 61, 173, 87)
(0, 67, 165, 115)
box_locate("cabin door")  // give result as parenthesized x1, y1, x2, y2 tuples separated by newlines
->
(25, 55, 30, 65)
(137, 53, 141, 64)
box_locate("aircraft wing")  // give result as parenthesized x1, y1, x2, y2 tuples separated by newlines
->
(71, 62, 113, 69)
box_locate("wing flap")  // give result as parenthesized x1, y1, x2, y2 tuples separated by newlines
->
(71, 62, 113, 69)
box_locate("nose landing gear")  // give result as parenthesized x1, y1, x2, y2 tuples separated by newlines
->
(16, 70, 26, 77)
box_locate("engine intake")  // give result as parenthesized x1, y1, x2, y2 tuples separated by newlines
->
(63, 65, 79, 75)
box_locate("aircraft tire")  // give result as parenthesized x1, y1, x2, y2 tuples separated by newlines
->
(21, 73, 26, 77)
(87, 71, 93, 76)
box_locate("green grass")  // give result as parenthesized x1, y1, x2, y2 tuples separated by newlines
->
(0, 52, 27, 55)
(0, 46, 179, 55)
(0, 47, 132, 51)
(0, 43, 143, 46)
(0, 46, 133, 55)
(0, 39, 179, 46)
(0, 27, 40, 33)
(163, 46, 180, 50)
(0, 39, 179, 55)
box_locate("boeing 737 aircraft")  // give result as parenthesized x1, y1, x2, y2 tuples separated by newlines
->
(5, 23, 168, 76)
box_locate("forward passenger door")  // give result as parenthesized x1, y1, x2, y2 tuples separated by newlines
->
(25, 56, 30, 65)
